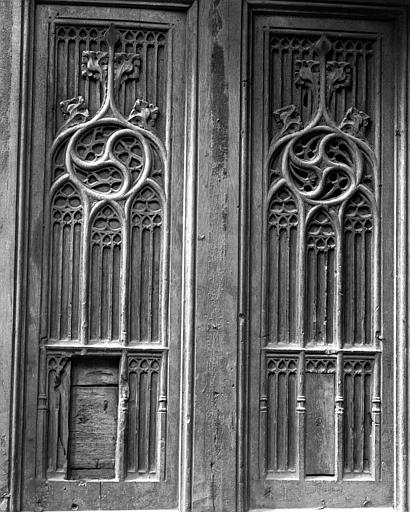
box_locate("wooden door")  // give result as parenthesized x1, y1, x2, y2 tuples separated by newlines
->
(247, 11, 397, 509)
(18, 3, 196, 510)
(10, 1, 409, 511)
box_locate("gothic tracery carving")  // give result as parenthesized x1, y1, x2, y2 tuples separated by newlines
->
(43, 23, 168, 479)
(263, 33, 379, 479)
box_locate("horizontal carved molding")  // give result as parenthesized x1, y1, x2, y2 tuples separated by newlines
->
(37, 0, 194, 9)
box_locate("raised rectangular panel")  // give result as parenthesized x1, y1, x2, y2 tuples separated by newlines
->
(305, 364, 335, 476)
(248, 7, 396, 508)
(266, 356, 298, 473)
(343, 358, 374, 474)
(127, 354, 161, 477)
(19, 3, 193, 509)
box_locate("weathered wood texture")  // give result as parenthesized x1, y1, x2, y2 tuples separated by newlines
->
(0, 1, 23, 510)
(192, 1, 241, 510)
(17, 3, 191, 510)
(3, 1, 410, 511)
(305, 371, 335, 476)
(68, 358, 118, 479)
(247, 6, 398, 509)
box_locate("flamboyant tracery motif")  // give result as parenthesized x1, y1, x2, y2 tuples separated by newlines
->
(40, 23, 169, 482)
(262, 34, 380, 480)
(49, 23, 166, 344)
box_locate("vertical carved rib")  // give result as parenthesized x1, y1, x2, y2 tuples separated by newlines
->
(267, 187, 299, 344)
(47, 355, 71, 476)
(305, 210, 335, 345)
(129, 186, 162, 343)
(127, 355, 161, 477)
(89, 205, 122, 342)
(49, 183, 82, 341)
(343, 192, 373, 345)
(343, 359, 373, 475)
(266, 356, 297, 473)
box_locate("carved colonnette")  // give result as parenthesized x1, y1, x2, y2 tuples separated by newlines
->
(37, 22, 170, 482)
(260, 33, 380, 482)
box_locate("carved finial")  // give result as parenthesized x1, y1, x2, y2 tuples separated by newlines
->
(81, 24, 141, 97)
(314, 34, 332, 56)
(339, 107, 371, 139)
(59, 95, 90, 130)
(273, 105, 303, 138)
(128, 99, 159, 129)
(294, 35, 352, 110)
(105, 23, 121, 50)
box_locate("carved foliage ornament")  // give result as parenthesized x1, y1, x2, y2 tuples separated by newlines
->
(53, 24, 163, 202)
(269, 34, 376, 206)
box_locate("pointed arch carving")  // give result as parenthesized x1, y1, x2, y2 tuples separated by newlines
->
(258, 33, 382, 481)
(129, 185, 163, 343)
(89, 203, 122, 342)
(38, 23, 171, 483)
(49, 182, 83, 341)
(267, 186, 299, 344)
(305, 209, 336, 345)
(343, 190, 374, 346)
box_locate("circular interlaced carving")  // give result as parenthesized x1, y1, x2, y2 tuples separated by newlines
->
(75, 125, 118, 162)
(283, 127, 362, 205)
(74, 164, 123, 194)
(66, 119, 154, 200)
(112, 135, 144, 182)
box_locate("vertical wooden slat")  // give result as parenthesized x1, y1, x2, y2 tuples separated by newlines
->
(149, 369, 158, 472)
(335, 353, 344, 481)
(305, 370, 335, 476)
(273, 371, 278, 471)
(128, 371, 137, 473)
(134, 367, 141, 473)
(266, 370, 273, 472)
(107, 244, 114, 340)
(144, 367, 152, 473)
(288, 369, 296, 470)
(67, 223, 74, 339)
(115, 353, 128, 481)
(97, 244, 103, 340)
(296, 351, 306, 479)
(147, 228, 154, 342)
(56, 215, 64, 339)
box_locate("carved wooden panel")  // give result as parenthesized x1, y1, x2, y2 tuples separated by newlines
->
(127, 354, 161, 477)
(46, 354, 71, 476)
(265, 356, 297, 474)
(23, 4, 191, 507)
(260, 31, 380, 479)
(39, 22, 168, 483)
(249, 13, 395, 507)
(68, 358, 119, 479)
(263, 34, 380, 476)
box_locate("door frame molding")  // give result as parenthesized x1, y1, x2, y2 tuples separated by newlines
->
(9, 1, 198, 511)
(238, 2, 410, 511)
